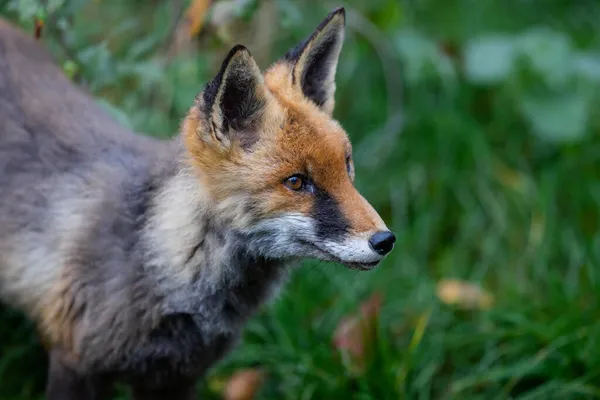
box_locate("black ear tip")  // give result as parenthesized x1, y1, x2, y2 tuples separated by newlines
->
(214, 44, 253, 83)
(311, 6, 345, 36)
(332, 6, 345, 16)
(330, 6, 346, 23)
(225, 44, 252, 61)
(203, 44, 255, 110)
(216, 44, 255, 74)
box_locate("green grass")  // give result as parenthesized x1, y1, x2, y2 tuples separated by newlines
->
(2, 0, 600, 398)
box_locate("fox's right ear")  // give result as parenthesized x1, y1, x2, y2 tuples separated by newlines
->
(283, 7, 346, 115)
(199, 45, 267, 150)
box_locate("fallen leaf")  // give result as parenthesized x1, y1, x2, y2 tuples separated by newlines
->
(333, 293, 382, 375)
(224, 368, 265, 400)
(185, 0, 213, 37)
(34, 17, 44, 39)
(436, 279, 494, 310)
(169, 0, 213, 57)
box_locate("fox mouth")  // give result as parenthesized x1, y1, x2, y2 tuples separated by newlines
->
(340, 260, 380, 271)
(325, 250, 381, 271)
(299, 239, 381, 271)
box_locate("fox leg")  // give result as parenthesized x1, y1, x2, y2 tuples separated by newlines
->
(131, 380, 197, 400)
(45, 350, 114, 400)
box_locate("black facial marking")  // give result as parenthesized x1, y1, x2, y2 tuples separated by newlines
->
(311, 186, 350, 241)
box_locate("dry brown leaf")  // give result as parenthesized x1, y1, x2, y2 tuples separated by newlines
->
(436, 279, 494, 310)
(224, 368, 265, 400)
(333, 293, 382, 375)
(168, 0, 213, 57)
(34, 17, 44, 40)
(185, 0, 213, 37)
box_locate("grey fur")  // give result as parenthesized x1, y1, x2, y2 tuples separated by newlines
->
(0, 19, 289, 398)
(0, 10, 392, 399)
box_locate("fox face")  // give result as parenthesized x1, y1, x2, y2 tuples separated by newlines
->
(183, 7, 395, 270)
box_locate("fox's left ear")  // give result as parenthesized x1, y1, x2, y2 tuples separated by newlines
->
(201, 45, 267, 150)
(283, 7, 346, 114)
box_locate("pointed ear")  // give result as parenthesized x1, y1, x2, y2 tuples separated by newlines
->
(283, 7, 346, 114)
(201, 45, 266, 150)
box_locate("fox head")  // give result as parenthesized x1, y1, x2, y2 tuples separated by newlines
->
(182, 7, 395, 270)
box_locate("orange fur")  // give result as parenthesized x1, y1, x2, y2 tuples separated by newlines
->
(182, 58, 385, 234)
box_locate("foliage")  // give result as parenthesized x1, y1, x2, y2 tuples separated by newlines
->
(2, 0, 600, 398)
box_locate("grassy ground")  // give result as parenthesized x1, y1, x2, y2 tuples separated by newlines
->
(2, 0, 600, 399)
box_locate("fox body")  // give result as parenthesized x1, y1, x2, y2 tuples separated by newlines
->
(0, 8, 395, 399)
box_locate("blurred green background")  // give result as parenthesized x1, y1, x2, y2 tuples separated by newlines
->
(2, 0, 600, 398)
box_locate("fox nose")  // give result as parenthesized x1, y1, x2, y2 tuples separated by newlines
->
(368, 231, 396, 256)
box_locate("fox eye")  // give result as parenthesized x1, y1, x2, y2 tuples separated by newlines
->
(284, 175, 305, 191)
(346, 155, 354, 179)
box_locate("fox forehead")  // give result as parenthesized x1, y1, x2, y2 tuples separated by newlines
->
(245, 96, 352, 189)
(277, 109, 350, 178)
(261, 63, 352, 174)
(229, 100, 354, 230)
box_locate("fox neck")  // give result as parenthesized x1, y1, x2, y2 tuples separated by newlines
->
(141, 152, 290, 331)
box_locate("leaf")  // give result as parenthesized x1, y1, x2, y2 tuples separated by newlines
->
(333, 293, 382, 375)
(519, 93, 588, 143)
(436, 279, 493, 310)
(34, 15, 44, 39)
(7, 0, 41, 22)
(77, 43, 118, 90)
(185, 0, 213, 37)
(210, 0, 255, 26)
(463, 35, 516, 84)
(47, 0, 65, 13)
(396, 30, 456, 86)
(529, 211, 546, 247)
(493, 159, 530, 196)
(118, 61, 164, 88)
(96, 99, 133, 130)
(573, 53, 600, 83)
(516, 28, 573, 88)
(207, 0, 258, 44)
(62, 60, 79, 80)
(224, 369, 265, 400)
(169, 0, 213, 57)
(408, 310, 431, 352)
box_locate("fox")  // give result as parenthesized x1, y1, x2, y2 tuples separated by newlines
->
(0, 6, 395, 400)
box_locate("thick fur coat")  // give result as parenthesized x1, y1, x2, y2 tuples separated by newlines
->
(0, 8, 395, 399)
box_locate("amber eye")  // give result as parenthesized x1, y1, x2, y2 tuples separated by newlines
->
(284, 175, 305, 191)
(346, 155, 354, 179)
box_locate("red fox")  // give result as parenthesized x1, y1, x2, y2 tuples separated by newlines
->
(0, 7, 395, 399)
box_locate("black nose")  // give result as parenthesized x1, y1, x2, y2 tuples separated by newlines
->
(368, 231, 396, 256)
